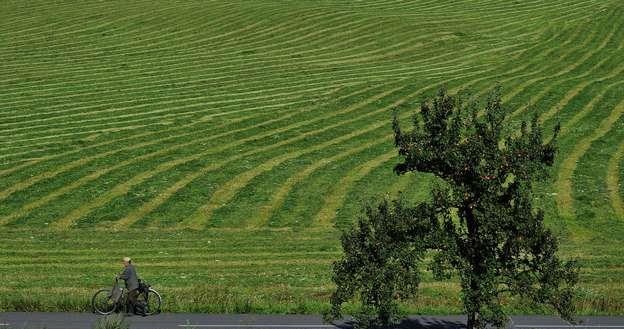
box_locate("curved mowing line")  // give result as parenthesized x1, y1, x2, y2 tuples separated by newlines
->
(176, 66, 502, 229)
(12, 0, 583, 59)
(556, 96, 624, 218)
(1, 10, 336, 96)
(0, 0, 604, 226)
(541, 59, 624, 135)
(504, 14, 620, 120)
(100, 83, 416, 229)
(0, 0, 192, 38)
(1, 3, 256, 55)
(0, 86, 362, 224)
(4, 60, 476, 167)
(1, 0, 588, 83)
(0, 91, 333, 171)
(11, 68, 502, 227)
(3, 8, 271, 62)
(496, 21, 596, 102)
(4, 9, 356, 69)
(180, 84, 443, 229)
(250, 137, 394, 229)
(0, 62, 463, 140)
(1, 39, 514, 129)
(2, 26, 438, 118)
(314, 152, 397, 227)
(4, 6, 199, 49)
(0, 11, 359, 78)
(1, 123, 151, 148)
(1, 18, 395, 110)
(45, 83, 401, 229)
(385, 0, 566, 16)
(606, 141, 624, 219)
(161, 125, 388, 230)
(0, 161, 38, 177)
(0, 60, 481, 136)
(0, 45, 552, 169)
(0, 19, 520, 107)
(0, 112, 291, 226)
(0, 38, 399, 121)
(306, 33, 616, 227)
(0, 21, 392, 110)
(195, 67, 504, 229)
(0, 2, 523, 69)
(0, 26, 451, 109)
(0, 0, 230, 38)
(1, 65, 477, 162)
(0, 5, 335, 65)
(0, 98, 309, 148)
(0, 84, 333, 142)
(2, 6, 119, 40)
(0, 2, 544, 96)
(0, 27, 388, 114)
(0, 19, 528, 101)
(0, 93, 328, 176)
(464, 22, 582, 102)
(0, 92, 330, 203)
(532, 55, 624, 126)
(2, 18, 78, 40)
(306, 73, 507, 228)
(559, 80, 624, 137)
(0, 84, 341, 138)
(0, 42, 520, 120)
(3, 9, 166, 44)
(0, 62, 475, 146)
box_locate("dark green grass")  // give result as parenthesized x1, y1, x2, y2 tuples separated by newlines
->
(0, 229, 622, 314)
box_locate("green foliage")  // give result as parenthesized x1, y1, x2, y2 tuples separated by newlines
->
(329, 87, 580, 329)
(327, 197, 434, 327)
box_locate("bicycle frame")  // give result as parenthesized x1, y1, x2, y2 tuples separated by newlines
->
(111, 278, 134, 313)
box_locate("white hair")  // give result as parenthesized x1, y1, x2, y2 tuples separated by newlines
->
(123, 257, 131, 263)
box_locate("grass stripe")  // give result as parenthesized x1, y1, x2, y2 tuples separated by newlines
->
(45, 84, 398, 229)
(251, 137, 393, 229)
(0, 30, 453, 123)
(556, 95, 624, 217)
(105, 83, 414, 229)
(0, 94, 342, 223)
(314, 152, 397, 227)
(606, 141, 624, 219)
(0, 96, 323, 202)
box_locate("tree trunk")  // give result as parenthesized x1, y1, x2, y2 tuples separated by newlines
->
(465, 205, 480, 329)
(467, 312, 476, 329)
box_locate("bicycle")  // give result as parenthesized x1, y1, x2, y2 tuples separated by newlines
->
(92, 277, 162, 316)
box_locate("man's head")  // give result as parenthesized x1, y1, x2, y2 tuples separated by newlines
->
(123, 257, 132, 267)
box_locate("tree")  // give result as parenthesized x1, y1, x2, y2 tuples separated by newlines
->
(327, 86, 579, 329)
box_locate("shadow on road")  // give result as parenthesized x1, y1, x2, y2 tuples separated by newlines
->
(334, 318, 466, 329)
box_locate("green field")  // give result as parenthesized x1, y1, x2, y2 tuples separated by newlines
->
(1, 0, 623, 315)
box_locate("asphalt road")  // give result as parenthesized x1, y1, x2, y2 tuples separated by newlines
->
(0, 313, 623, 329)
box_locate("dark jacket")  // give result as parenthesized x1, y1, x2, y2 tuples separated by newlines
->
(119, 264, 139, 291)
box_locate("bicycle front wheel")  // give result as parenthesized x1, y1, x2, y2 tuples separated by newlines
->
(138, 288, 162, 315)
(92, 289, 117, 315)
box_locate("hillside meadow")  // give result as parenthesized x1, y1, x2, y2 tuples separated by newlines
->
(1, 0, 623, 314)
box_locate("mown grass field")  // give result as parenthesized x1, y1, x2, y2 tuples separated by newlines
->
(1, 0, 623, 315)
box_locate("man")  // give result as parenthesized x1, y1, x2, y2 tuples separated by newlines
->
(117, 257, 140, 315)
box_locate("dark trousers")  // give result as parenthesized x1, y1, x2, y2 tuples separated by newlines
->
(127, 289, 139, 313)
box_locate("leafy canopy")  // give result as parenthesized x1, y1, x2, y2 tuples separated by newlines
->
(327, 87, 579, 329)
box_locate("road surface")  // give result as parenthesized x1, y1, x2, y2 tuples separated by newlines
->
(0, 313, 623, 329)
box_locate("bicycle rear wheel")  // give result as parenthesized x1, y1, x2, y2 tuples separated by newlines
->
(92, 289, 117, 315)
(137, 288, 162, 315)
